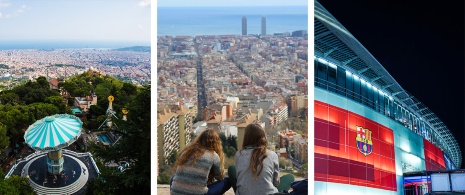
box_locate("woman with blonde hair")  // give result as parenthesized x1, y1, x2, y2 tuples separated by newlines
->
(170, 129, 231, 195)
(234, 123, 290, 195)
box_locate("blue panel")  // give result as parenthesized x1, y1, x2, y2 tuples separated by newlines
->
(444, 153, 456, 170)
(315, 181, 400, 195)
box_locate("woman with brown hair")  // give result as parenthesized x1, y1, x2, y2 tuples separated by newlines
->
(170, 129, 231, 195)
(234, 123, 286, 195)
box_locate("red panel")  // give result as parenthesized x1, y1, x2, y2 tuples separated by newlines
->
(328, 123, 340, 148)
(314, 101, 397, 191)
(328, 158, 350, 178)
(315, 119, 328, 141)
(315, 101, 328, 120)
(315, 155, 328, 175)
(328, 106, 339, 124)
(423, 139, 446, 170)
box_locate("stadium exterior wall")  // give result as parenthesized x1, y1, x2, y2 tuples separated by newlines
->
(314, 87, 447, 195)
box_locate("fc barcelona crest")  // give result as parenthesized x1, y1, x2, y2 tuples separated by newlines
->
(356, 126, 373, 156)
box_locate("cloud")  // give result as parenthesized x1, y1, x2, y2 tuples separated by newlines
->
(0, 2, 29, 19)
(138, 24, 144, 30)
(0, 12, 11, 19)
(0, 0, 10, 8)
(0, 3, 10, 8)
(138, 0, 150, 8)
(15, 5, 28, 14)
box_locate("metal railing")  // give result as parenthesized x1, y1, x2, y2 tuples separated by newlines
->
(5, 150, 100, 179)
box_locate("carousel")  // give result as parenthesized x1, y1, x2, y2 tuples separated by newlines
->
(24, 114, 82, 175)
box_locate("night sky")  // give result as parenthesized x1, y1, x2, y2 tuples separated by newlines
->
(317, 0, 465, 168)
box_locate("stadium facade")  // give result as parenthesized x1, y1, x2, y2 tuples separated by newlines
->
(314, 1, 462, 194)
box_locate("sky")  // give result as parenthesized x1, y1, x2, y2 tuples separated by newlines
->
(0, 0, 150, 44)
(157, 0, 307, 7)
(317, 0, 465, 168)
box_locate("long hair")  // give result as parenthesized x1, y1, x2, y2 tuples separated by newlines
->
(242, 123, 268, 179)
(175, 129, 224, 183)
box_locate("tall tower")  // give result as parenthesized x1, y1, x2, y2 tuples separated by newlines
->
(242, 16, 247, 35)
(261, 16, 266, 35)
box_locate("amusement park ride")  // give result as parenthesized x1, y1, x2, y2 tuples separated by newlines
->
(97, 95, 127, 130)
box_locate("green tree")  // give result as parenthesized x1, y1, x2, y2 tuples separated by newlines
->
(122, 82, 137, 96)
(0, 125, 9, 152)
(168, 150, 177, 165)
(0, 92, 20, 105)
(44, 96, 66, 113)
(36, 76, 48, 88)
(59, 82, 78, 96)
(30, 103, 60, 120)
(227, 135, 237, 150)
(219, 132, 227, 147)
(86, 85, 150, 194)
(0, 175, 35, 195)
(301, 163, 308, 171)
(224, 146, 237, 158)
(157, 165, 175, 184)
(23, 88, 49, 104)
(89, 105, 105, 117)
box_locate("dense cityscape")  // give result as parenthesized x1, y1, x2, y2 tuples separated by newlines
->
(157, 14, 309, 193)
(0, 46, 151, 194)
(0, 47, 150, 91)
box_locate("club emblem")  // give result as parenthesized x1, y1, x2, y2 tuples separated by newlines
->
(356, 126, 373, 156)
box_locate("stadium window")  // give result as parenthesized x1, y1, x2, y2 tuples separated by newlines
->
(327, 65, 337, 93)
(361, 79, 367, 105)
(336, 67, 346, 96)
(379, 92, 385, 115)
(373, 89, 378, 111)
(316, 60, 328, 89)
(353, 75, 361, 103)
(367, 84, 374, 109)
(346, 72, 354, 100)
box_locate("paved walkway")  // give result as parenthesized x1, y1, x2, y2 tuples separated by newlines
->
(157, 184, 235, 195)
(157, 173, 305, 195)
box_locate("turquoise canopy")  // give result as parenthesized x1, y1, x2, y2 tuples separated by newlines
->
(24, 114, 83, 152)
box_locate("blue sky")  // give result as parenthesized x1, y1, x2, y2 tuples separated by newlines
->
(0, 0, 150, 44)
(157, 0, 308, 7)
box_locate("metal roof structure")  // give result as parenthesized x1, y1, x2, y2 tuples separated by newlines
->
(315, 0, 462, 168)
(24, 114, 83, 152)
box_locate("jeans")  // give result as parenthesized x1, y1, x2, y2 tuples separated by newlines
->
(170, 176, 232, 195)
(207, 177, 231, 195)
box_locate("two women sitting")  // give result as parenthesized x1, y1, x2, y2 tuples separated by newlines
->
(170, 124, 300, 195)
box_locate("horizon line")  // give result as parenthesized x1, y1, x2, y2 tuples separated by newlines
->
(158, 5, 308, 7)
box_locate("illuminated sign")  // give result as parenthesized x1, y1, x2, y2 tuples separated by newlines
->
(356, 126, 373, 156)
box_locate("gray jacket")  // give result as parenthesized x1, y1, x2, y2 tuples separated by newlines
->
(234, 149, 279, 195)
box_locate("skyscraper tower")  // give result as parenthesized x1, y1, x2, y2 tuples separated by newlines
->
(242, 16, 247, 35)
(261, 16, 266, 35)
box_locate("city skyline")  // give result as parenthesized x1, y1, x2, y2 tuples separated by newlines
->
(0, 0, 150, 45)
(157, 6, 307, 36)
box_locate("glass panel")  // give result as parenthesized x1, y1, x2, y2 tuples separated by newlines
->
(337, 67, 346, 96)
(328, 65, 337, 93)
(367, 85, 374, 109)
(346, 72, 353, 100)
(373, 89, 379, 112)
(353, 76, 360, 103)
(361, 80, 367, 105)
(316, 61, 327, 89)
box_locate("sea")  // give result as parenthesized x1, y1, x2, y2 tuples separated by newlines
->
(0, 40, 150, 50)
(157, 6, 308, 36)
